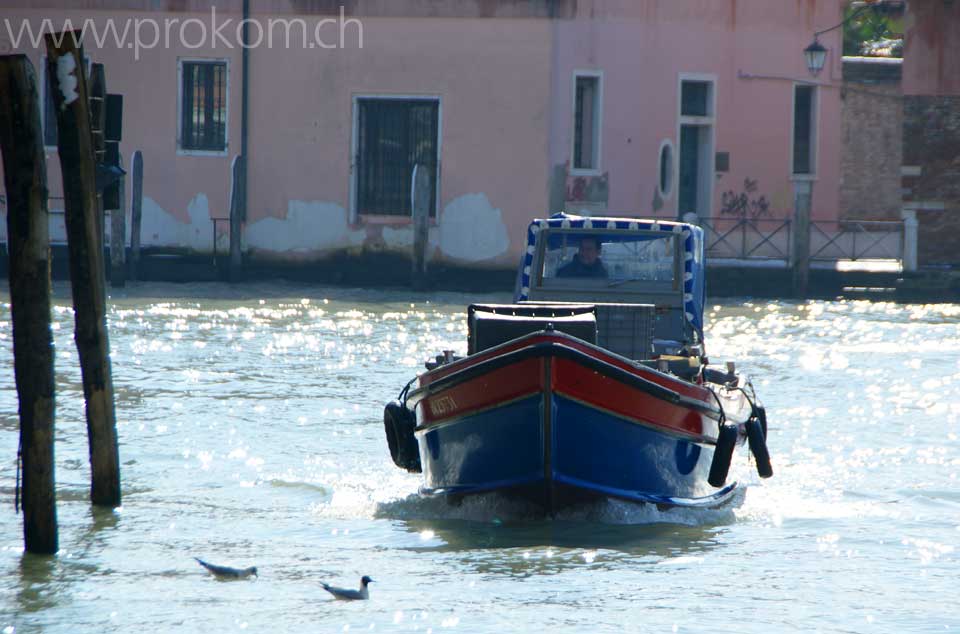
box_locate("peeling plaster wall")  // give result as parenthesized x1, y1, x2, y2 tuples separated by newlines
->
(246, 200, 365, 255)
(0, 8, 240, 256)
(244, 14, 552, 266)
(1, 2, 849, 269)
(139, 194, 212, 249)
(438, 193, 510, 263)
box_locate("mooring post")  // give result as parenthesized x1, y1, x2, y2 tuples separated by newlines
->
(45, 32, 121, 508)
(105, 92, 125, 287)
(901, 207, 918, 273)
(109, 153, 126, 287)
(411, 164, 431, 290)
(791, 181, 812, 299)
(88, 64, 107, 263)
(0, 54, 59, 554)
(228, 155, 243, 282)
(129, 150, 143, 280)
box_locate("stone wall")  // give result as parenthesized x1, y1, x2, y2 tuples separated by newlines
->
(903, 96, 960, 266)
(840, 58, 903, 221)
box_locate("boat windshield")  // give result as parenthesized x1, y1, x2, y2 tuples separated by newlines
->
(539, 230, 677, 285)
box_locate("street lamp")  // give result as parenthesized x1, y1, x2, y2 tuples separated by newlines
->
(804, 38, 829, 76)
(804, 1, 888, 77)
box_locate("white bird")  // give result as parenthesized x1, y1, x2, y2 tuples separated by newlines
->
(194, 557, 258, 580)
(321, 575, 373, 600)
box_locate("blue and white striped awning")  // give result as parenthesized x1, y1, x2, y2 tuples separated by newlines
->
(513, 213, 706, 334)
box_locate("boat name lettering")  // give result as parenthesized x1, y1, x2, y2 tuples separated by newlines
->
(430, 396, 458, 417)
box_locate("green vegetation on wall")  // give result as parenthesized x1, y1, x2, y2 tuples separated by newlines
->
(842, 1, 904, 57)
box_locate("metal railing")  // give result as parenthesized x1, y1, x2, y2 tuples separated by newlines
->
(809, 220, 904, 261)
(699, 216, 792, 261)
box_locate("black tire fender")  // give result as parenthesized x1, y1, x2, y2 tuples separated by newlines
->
(708, 422, 739, 488)
(747, 410, 773, 479)
(383, 401, 422, 473)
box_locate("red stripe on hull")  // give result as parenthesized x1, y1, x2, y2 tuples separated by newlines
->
(420, 333, 711, 402)
(417, 357, 544, 427)
(552, 357, 708, 438)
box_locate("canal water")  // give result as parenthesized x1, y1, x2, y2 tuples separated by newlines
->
(1, 282, 958, 633)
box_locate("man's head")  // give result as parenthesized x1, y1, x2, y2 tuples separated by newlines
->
(577, 236, 602, 265)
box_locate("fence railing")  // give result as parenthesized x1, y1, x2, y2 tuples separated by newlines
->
(699, 216, 793, 261)
(699, 216, 905, 264)
(809, 220, 904, 261)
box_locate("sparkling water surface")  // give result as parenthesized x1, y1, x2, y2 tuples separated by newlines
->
(1, 282, 958, 633)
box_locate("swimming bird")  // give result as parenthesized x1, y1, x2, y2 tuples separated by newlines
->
(194, 557, 258, 580)
(321, 575, 373, 600)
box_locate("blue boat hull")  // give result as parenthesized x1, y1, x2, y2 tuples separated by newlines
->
(416, 393, 738, 510)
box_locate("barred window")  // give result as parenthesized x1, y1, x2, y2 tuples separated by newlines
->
(355, 98, 439, 217)
(180, 60, 227, 152)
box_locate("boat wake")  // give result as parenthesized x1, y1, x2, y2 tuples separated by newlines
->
(374, 487, 745, 527)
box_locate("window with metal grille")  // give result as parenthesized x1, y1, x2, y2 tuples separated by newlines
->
(792, 84, 816, 175)
(180, 60, 227, 152)
(355, 98, 439, 217)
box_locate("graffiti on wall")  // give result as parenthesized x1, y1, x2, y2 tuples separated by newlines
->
(720, 178, 771, 219)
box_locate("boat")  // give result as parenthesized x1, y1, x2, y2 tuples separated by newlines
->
(383, 213, 772, 512)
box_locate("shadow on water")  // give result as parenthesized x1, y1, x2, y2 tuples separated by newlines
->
(375, 491, 742, 570)
(401, 517, 723, 552)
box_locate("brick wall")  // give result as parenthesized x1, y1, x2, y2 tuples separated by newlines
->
(841, 59, 904, 221)
(903, 96, 960, 265)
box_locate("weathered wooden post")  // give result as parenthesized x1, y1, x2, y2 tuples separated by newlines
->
(411, 164, 431, 290)
(129, 150, 143, 280)
(228, 155, 243, 282)
(45, 32, 121, 508)
(791, 181, 812, 299)
(0, 55, 59, 554)
(88, 63, 107, 259)
(105, 93, 125, 287)
(109, 153, 126, 287)
(901, 207, 918, 272)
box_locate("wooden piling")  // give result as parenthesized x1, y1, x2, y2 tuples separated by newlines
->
(0, 55, 59, 554)
(411, 164, 431, 290)
(228, 155, 243, 282)
(791, 181, 812, 299)
(45, 32, 121, 508)
(88, 64, 106, 255)
(110, 154, 126, 287)
(129, 150, 142, 280)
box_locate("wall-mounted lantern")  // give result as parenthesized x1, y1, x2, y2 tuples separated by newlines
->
(804, 38, 829, 77)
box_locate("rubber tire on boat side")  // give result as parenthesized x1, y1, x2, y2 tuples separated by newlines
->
(708, 423, 739, 488)
(746, 413, 774, 479)
(383, 401, 422, 473)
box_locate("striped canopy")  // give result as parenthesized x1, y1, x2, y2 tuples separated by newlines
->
(513, 213, 706, 335)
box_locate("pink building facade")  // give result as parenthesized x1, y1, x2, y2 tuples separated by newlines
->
(0, 0, 846, 273)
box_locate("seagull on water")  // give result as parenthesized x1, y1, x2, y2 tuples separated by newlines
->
(321, 575, 373, 600)
(194, 557, 258, 580)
